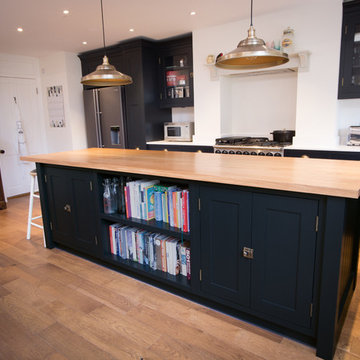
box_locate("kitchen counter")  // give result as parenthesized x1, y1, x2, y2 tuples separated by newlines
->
(22, 148, 360, 199)
(146, 140, 214, 146)
(287, 144, 360, 152)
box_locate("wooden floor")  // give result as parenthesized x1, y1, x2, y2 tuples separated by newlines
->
(1, 197, 360, 360)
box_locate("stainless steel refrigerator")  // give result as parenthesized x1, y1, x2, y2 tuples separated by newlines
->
(83, 86, 127, 148)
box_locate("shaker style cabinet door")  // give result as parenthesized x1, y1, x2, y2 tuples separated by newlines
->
(44, 167, 99, 256)
(200, 185, 252, 308)
(251, 194, 318, 329)
(338, 1, 360, 99)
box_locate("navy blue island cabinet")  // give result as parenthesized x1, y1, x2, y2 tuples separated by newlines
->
(27, 149, 360, 360)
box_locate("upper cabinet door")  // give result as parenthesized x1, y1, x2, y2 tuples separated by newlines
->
(251, 193, 318, 329)
(338, 2, 360, 99)
(158, 35, 194, 108)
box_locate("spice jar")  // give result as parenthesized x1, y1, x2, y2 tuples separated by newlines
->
(281, 27, 295, 54)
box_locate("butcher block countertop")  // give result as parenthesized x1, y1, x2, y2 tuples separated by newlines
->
(21, 148, 360, 199)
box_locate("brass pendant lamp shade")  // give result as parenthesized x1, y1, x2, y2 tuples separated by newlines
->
(215, 0, 289, 70)
(81, 0, 132, 86)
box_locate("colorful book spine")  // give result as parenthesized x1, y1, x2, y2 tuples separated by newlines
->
(186, 246, 191, 280)
(161, 237, 167, 272)
(154, 191, 162, 221)
(146, 186, 156, 220)
(109, 224, 115, 254)
(126, 228, 133, 260)
(149, 233, 156, 270)
(155, 236, 163, 270)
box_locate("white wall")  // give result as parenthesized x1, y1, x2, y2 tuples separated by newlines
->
(220, 72, 297, 138)
(39, 52, 86, 153)
(192, 0, 344, 147)
(172, 107, 194, 123)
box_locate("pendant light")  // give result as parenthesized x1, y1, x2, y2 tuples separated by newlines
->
(215, 0, 289, 70)
(81, 0, 132, 86)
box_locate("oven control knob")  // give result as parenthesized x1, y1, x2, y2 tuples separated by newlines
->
(229, 150, 235, 154)
(215, 150, 221, 154)
(250, 151, 257, 156)
(236, 151, 242, 155)
(274, 153, 282, 157)
(222, 150, 228, 154)
(258, 152, 265, 156)
(243, 151, 250, 155)
(266, 152, 274, 156)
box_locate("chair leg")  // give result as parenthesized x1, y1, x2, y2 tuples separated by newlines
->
(26, 175, 35, 240)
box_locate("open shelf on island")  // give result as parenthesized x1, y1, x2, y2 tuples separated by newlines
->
(101, 213, 190, 240)
(103, 252, 191, 290)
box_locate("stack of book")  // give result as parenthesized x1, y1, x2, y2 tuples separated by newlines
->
(153, 184, 190, 232)
(347, 126, 360, 146)
(123, 180, 190, 232)
(109, 224, 191, 279)
(123, 179, 160, 220)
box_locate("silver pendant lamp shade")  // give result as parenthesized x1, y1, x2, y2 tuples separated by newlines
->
(215, 0, 289, 70)
(81, 0, 132, 86)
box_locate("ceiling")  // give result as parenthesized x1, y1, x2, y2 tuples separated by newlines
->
(1, 0, 317, 58)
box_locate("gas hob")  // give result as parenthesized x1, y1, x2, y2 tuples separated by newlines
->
(214, 137, 290, 157)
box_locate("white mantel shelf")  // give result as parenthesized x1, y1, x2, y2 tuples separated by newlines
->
(205, 51, 310, 81)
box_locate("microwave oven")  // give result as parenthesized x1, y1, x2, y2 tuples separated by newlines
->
(164, 122, 194, 142)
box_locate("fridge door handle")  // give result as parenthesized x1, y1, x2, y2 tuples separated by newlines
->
(93, 90, 103, 148)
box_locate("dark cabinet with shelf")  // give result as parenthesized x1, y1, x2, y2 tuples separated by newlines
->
(199, 185, 319, 332)
(97, 173, 193, 290)
(251, 193, 318, 330)
(43, 166, 99, 256)
(79, 39, 171, 149)
(200, 186, 252, 308)
(158, 34, 194, 108)
(338, 0, 360, 99)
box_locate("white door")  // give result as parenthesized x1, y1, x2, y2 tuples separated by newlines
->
(0, 77, 45, 198)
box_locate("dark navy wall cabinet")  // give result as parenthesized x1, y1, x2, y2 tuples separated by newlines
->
(251, 194, 318, 329)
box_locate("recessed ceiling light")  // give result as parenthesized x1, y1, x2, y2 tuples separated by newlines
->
(190, 11, 196, 16)
(63, 9, 70, 15)
(17, 27, 23, 32)
(129, 28, 135, 32)
(82, 41, 87, 45)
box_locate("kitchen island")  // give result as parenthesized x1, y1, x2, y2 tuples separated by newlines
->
(22, 148, 360, 360)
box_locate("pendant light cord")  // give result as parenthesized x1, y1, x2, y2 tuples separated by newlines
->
(250, 0, 253, 26)
(100, 0, 107, 55)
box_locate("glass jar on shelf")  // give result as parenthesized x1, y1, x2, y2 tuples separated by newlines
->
(281, 27, 295, 54)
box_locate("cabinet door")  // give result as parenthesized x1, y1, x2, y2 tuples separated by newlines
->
(159, 36, 194, 108)
(251, 194, 318, 328)
(45, 167, 98, 255)
(338, 3, 360, 99)
(200, 185, 252, 307)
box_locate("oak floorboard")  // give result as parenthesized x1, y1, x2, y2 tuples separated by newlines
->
(39, 322, 116, 360)
(40, 300, 160, 360)
(0, 311, 55, 360)
(0, 292, 56, 334)
(128, 304, 267, 360)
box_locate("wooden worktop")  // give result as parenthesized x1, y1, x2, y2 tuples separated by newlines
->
(21, 148, 360, 199)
